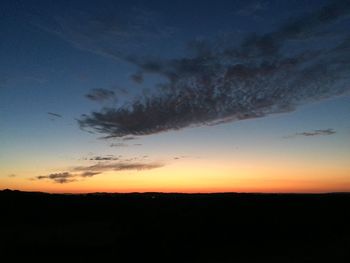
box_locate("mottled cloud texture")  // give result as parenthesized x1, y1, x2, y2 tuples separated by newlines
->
(76, 0, 350, 138)
(37, 1, 350, 138)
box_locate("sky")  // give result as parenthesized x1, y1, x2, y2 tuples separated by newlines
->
(0, 0, 350, 193)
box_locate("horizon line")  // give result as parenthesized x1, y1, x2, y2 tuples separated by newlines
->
(2, 188, 350, 195)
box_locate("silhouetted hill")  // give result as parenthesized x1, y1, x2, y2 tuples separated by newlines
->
(1, 189, 350, 262)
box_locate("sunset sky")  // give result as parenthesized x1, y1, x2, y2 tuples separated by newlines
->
(1, 0, 350, 193)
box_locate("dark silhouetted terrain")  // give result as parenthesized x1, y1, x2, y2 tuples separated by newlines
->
(1, 189, 350, 262)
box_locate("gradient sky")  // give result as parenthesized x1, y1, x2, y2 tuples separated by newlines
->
(1, 0, 350, 193)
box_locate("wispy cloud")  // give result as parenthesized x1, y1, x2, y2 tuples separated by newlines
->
(297, 129, 336, 137)
(173, 156, 188, 160)
(122, 136, 137, 141)
(48, 112, 62, 118)
(73, 162, 163, 173)
(285, 128, 336, 138)
(36, 172, 76, 184)
(80, 171, 100, 177)
(85, 88, 116, 102)
(110, 143, 128, 147)
(78, 0, 350, 138)
(88, 155, 120, 161)
(130, 72, 144, 84)
(35, 161, 164, 183)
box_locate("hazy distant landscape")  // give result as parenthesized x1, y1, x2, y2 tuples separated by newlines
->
(1, 189, 350, 262)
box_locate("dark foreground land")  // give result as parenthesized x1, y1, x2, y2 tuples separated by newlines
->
(1, 190, 350, 262)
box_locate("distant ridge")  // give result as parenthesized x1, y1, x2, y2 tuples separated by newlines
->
(1, 188, 349, 196)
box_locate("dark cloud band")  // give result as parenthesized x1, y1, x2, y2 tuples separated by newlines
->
(35, 0, 349, 138)
(79, 1, 350, 137)
(78, 0, 350, 138)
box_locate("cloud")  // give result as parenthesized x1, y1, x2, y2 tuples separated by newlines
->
(110, 143, 128, 147)
(80, 171, 100, 177)
(48, 112, 62, 118)
(130, 72, 144, 84)
(35, 161, 163, 183)
(122, 136, 137, 141)
(85, 88, 115, 102)
(36, 172, 76, 184)
(285, 128, 336, 138)
(78, 0, 350, 138)
(73, 162, 163, 173)
(298, 129, 336, 137)
(173, 156, 188, 160)
(88, 155, 119, 161)
(8, 174, 16, 178)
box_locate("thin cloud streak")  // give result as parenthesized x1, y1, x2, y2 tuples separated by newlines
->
(73, 162, 164, 173)
(35, 161, 164, 183)
(297, 129, 336, 137)
(88, 156, 120, 161)
(48, 112, 62, 118)
(285, 128, 336, 138)
(110, 143, 128, 147)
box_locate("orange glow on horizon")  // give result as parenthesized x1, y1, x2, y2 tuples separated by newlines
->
(2, 157, 349, 194)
